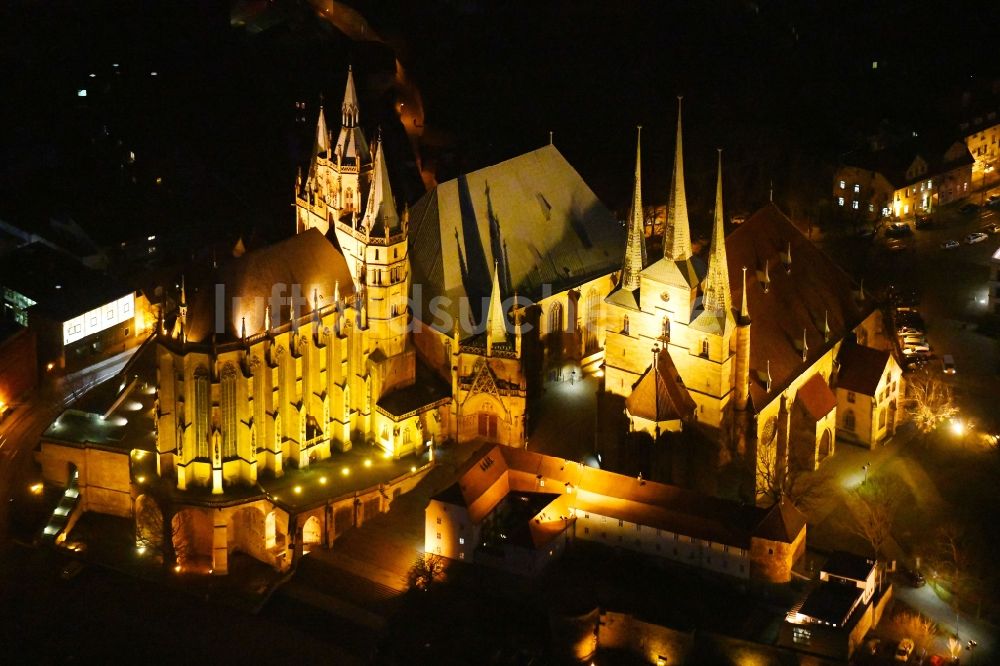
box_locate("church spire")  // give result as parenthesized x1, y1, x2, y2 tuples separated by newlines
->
(701, 149, 731, 317)
(342, 65, 359, 128)
(664, 96, 692, 261)
(315, 103, 330, 156)
(486, 261, 507, 353)
(739, 266, 751, 324)
(360, 131, 399, 235)
(621, 125, 646, 291)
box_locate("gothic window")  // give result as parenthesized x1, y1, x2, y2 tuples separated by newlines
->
(622, 314, 630, 335)
(844, 409, 856, 431)
(584, 289, 600, 354)
(700, 338, 709, 357)
(661, 317, 670, 342)
(879, 408, 886, 429)
(548, 302, 562, 335)
(194, 371, 209, 459)
(221, 365, 238, 459)
(345, 188, 354, 212)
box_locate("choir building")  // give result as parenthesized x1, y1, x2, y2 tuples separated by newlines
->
(36, 68, 895, 575)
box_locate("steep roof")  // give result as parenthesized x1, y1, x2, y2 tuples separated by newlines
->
(438, 444, 805, 550)
(836, 343, 891, 396)
(822, 550, 876, 582)
(408, 145, 623, 333)
(185, 229, 355, 344)
(796, 374, 837, 421)
(625, 349, 696, 424)
(841, 137, 974, 188)
(727, 204, 869, 412)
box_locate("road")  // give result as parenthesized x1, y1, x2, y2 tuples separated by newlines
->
(0, 348, 136, 541)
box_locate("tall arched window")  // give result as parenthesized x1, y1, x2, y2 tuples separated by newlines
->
(548, 302, 562, 335)
(194, 370, 210, 459)
(662, 316, 671, 342)
(221, 364, 238, 459)
(585, 290, 600, 353)
(844, 409, 856, 432)
(345, 188, 354, 212)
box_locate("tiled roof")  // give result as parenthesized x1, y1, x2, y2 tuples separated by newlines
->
(727, 205, 870, 413)
(408, 145, 624, 333)
(796, 374, 837, 421)
(836, 343, 891, 396)
(625, 349, 696, 424)
(440, 444, 805, 550)
(185, 229, 355, 343)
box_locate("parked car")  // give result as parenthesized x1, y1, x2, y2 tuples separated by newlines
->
(886, 238, 910, 252)
(915, 214, 934, 229)
(895, 637, 915, 662)
(941, 239, 960, 250)
(959, 203, 981, 214)
(989, 193, 1000, 203)
(60, 560, 85, 581)
(942, 354, 956, 374)
(965, 232, 988, 244)
(887, 222, 913, 238)
(902, 568, 926, 587)
(902, 336, 927, 347)
(866, 637, 882, 655)
(981, 223, 1000, 234)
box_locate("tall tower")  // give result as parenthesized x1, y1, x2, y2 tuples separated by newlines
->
(295, 66, 372, 239)
(621, 126, 646, 292)
(701, 149, 731, 317)
(359, 136, 409, 360)
(663, 97, 692, 262)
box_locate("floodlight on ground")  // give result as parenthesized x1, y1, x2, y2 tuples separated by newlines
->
(319, 476, 327, 485)
(341, 466, 350, 476)
(293, 485, 302, 495)
(364, 458, 372, 468)
(951, 419, 965, 436)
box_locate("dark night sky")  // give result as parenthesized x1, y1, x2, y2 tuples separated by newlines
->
(0, 0, 998, 254)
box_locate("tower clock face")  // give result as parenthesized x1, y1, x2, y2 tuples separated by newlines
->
(660, 291, 670, 302)
(761, 415, 778, 444)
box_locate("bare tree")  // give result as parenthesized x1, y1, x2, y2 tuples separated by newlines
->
(905, 369, 957, 434)
(171, 510, 196, 567)
(135, 496, 164, 550)
(408, 553, 446, 591)
(933, 525, 977, 618)
(889, 610, 937, 657)
(848, 475, 901, 558)
(755, 431, 829, 511)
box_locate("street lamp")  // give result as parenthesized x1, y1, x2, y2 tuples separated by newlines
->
(862, 462, 870, 484)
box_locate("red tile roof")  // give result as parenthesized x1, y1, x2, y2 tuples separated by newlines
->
(625, 349, 696, 423)
(796, 374, 837, 421)
(837, 343, 891, 396)
(727, 205, 870, 413)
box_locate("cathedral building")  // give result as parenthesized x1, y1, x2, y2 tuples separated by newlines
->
(35, 67, 894, 578)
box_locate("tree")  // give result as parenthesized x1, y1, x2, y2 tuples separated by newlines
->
(932, 525, 977, 618)
(408, 553, 445, 591)
(905, 369, 957, 434)
(754, 428, 830, 511)
(848, 475, 901, 558)
(888, 611, 937, 658)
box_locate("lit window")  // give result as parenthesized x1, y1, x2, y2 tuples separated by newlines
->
(852, 200, 859, 209)
(459, 537, 465, 545)
(458, 552, 464, 559)
(853, 183, 860, 193)
(838, 180, 846, 189)
(838, 197, 844, 207)
(869, 203, 874, 212)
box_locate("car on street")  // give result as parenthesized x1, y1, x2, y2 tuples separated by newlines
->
(964, 232, 988, 244)
(989, 193, 1000, 203)
(915, 214, 934, 229)
(902, 335, 927, 347)
(959, 203, 980, 214)
(902, 568, 926, 587)
(886, 222, 913, 238)
(895, 637, 915, 661)
(942, 354, 956, 374)
(886, 238, 910, 252)
(60, 560, 86, 581)
(981, 222, 1000, 234)
(903, 344, 931, 355)
(941, 239, 960, 250)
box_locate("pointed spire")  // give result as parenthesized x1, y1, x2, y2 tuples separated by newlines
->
(702, 148, 731, 317)
(361, 132, 399, 234)
(513, 291, 522, 358)
(823, 309, 830, 342)
(342, 65, 359, 128)
(264, 303, 272, 334)
(801, 328, 809, 362)
(765, 359, 772, 392)
(486, 261, 507, 351)
(621, 125, 647, 291)
(739, 266, 751, 324)
(315, 104, 330, 156)
(784, 241, 792, 271)
(241, 316, 248, 345)
(664, 96, 692, 261)
(761, 261, 770, 293)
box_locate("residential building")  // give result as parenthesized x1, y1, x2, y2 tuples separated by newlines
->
(834, 137, 974, 220)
